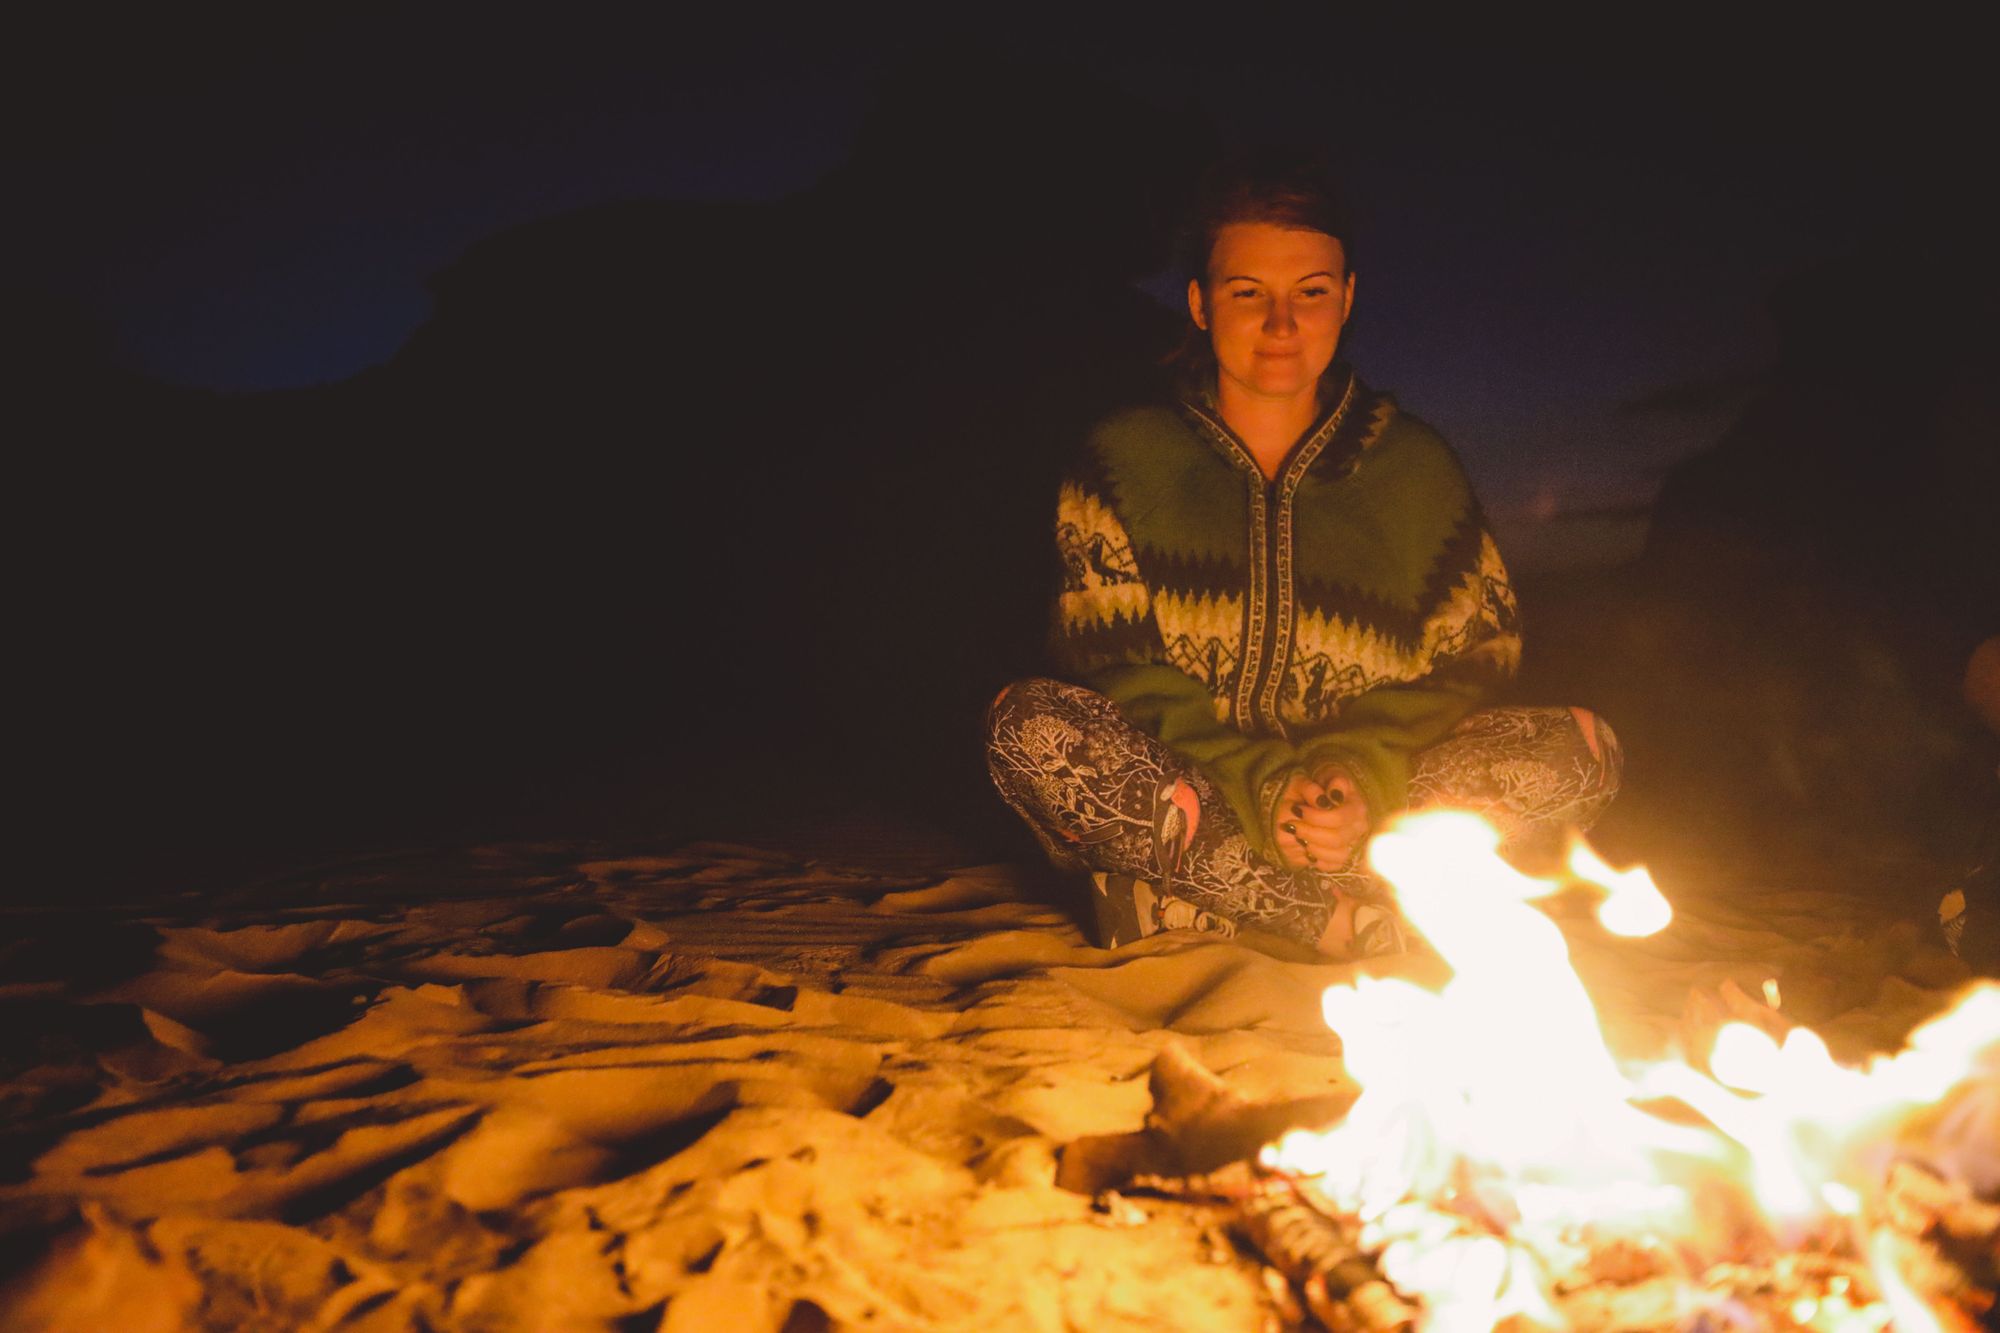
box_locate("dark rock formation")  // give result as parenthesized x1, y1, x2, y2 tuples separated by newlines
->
(1546, 212, 1999, 885)
(21, 53, 1206, 896)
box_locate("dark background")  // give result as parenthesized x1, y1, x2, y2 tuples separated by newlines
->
(9, 9, 1995, 903)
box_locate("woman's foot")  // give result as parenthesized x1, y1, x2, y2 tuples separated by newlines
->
(1090, 872, 1239, 948)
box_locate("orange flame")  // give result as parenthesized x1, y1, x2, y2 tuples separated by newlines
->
(1265, 809, 1998, 1329)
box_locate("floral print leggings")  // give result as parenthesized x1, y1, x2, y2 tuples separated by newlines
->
(985, 678, 1622, 955)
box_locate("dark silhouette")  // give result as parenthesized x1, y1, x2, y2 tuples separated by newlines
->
(20, 55, 1209, 899)
(20, 52, 1992, 920)
(1525, 207, 1999, 898)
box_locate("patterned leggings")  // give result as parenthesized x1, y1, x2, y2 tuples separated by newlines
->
(984, 678, 1622, 954)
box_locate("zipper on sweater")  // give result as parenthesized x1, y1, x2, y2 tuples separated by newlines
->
(1185, 375, 1359, 743)
(1229, 475, 1267, 732)
(1252, 474, 1289, 740)
(1227, 469, 1292, 741)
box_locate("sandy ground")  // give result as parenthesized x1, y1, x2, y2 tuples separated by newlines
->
(0, 831, 1980, 1331)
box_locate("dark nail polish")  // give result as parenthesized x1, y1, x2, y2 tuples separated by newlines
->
(1318, 791, 1344, 809)
(1291, 802, 1305, 817)
(1282, 822, 1297, 835)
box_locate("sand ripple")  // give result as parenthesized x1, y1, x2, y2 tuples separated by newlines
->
(0, 838, 1969, 1330)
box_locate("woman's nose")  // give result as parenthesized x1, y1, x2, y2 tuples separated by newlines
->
(1264, 300, 1296, 334)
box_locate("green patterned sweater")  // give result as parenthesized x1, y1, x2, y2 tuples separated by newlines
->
(1049, 367, 1522, 860)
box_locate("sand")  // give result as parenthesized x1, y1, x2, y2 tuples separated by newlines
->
(0, 834, 1979, 1330)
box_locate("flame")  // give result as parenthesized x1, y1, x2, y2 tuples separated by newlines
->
(1265, 809, 1999, 1330)
(1566, 835, 1673, 936)
(1870, 1231, 1945, 1333)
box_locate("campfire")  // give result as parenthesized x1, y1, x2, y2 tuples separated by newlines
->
(1083, 812, 2000, 1331)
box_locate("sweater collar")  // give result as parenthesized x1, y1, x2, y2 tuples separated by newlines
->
(1176, 364, 1363, 486)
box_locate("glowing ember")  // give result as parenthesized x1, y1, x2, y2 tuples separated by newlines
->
(1264, 809, 2000, 1330)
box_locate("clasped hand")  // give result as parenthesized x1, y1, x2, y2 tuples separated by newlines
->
(1274, 765, 1369, 870)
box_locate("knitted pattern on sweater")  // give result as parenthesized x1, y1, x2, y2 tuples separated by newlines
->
(1049, 368, 1521, 856)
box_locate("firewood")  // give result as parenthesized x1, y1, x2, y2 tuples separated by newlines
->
(1234, 1184, 1416, 1333)
(1301, 1272, 1358, 1330)
(1128, 1161, 1262, 1202)
(1260, 1264, 1307, 1327)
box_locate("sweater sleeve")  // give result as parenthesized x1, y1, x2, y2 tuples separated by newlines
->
(1295, 528, 1522, 822)
(1047, 472, 1304, 860)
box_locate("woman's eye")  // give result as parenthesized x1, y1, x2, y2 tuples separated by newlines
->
(1228, 288, 1261, 300)
(1297, 286, 1330, 298)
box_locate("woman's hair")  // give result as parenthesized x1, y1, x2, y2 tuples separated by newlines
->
(1177, 147, 1356, 285)
(1168, 146, 1357, 391)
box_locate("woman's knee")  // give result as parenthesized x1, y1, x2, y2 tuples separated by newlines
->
(987, 676, 1049, 727)
(985, 676, 1077, 746)
(1568, 706, 1624, 792)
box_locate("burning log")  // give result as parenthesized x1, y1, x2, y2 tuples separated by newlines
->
(1233, 1179, 1415, 1332)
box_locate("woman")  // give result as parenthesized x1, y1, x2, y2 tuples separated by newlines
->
(986, 153, 1621, 957)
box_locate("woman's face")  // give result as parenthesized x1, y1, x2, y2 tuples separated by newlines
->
(1187, 222, 1354, 403)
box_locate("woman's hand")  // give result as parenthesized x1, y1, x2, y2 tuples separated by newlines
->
(1274, 764, 1370, 870)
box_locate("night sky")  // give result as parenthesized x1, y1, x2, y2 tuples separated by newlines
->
(16, 11, 1981, 572)
(1, 10, 1967, 568)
